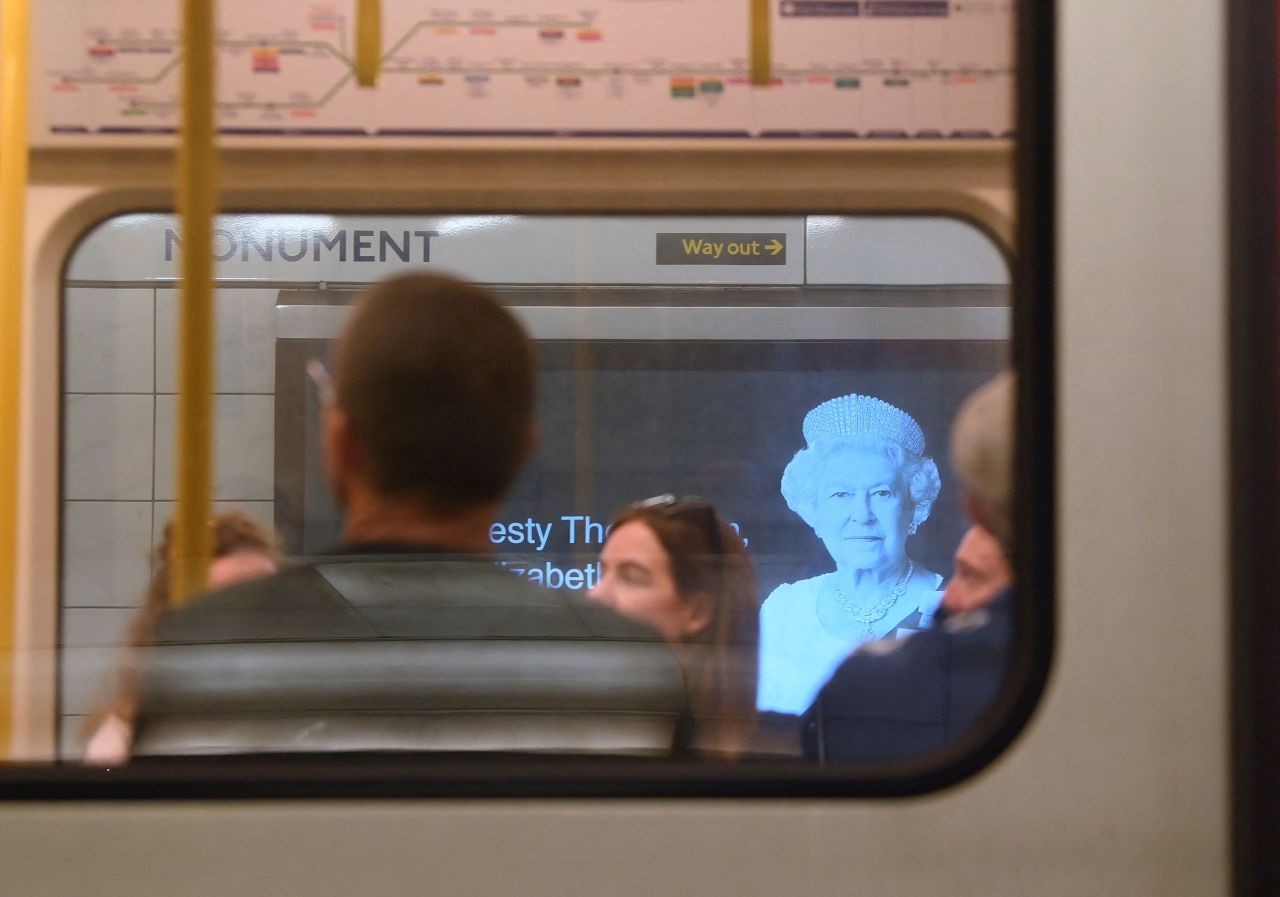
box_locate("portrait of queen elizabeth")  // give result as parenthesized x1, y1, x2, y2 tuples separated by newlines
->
(757, 393, 945, 715)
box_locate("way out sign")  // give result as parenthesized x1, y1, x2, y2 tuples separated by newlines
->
(655, 233, 787, 265)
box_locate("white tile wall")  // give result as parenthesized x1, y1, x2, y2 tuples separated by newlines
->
(60, 645, 124, 717)
(155, 289, 277, 394)
(60, 285, 282, 756)
(62, 607, 138, 648)
(64, 288, 155, 394)
(150, 500, 276, 547)
(60, 716, 90, 760)
(63, 395, 155, 501)
(60, 609, 138, 746)
(153, 394, 275, 501)
(61, 501, 153, 608)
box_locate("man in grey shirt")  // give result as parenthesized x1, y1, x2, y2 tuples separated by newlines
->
(134, 273, 686, 757)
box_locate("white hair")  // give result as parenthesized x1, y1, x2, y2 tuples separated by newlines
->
(780, 435, 942, 531)
(950, 372, 1015, 546)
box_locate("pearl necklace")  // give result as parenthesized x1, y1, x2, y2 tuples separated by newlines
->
(831, 560, 914, 641)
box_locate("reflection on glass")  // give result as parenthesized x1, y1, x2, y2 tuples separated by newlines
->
(132, 272, 692, 757)
(55, 213, 1012, 770)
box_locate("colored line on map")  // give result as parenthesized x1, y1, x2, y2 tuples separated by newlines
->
(374, 128, 752, 138)
(63, 60, 1008, 114)
(252, 48, 280, 73)
(220, 126, 367, 135)
(417, 74, 445, 85)
(780, 1, 861, 15)
(377, 127, 561, 137)
(55, 13, 1014, 132)
(310, 5, 340, 31)
(759, 129, 860, 137)
(577, 29, 603, 41)
(385, 15, 595, 61)
(865, 0, 948, 16)
(99, 125, 175, 134)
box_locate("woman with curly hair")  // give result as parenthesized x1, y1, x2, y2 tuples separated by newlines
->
(82, 511, 280, 765)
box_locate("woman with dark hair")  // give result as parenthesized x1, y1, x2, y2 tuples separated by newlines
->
(589, 496, 760, 758)
(82, 511, 281, 765)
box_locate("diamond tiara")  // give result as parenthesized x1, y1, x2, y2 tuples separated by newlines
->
(802, 394, 926, 455)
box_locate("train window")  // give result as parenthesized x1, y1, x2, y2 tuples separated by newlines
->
(2, 0, 1056, 798)
(37, 209, 1044, 794)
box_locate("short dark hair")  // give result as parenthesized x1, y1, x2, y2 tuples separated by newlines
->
(334, 273, 535, 512)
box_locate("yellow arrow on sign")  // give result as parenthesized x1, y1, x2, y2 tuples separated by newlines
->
(766, 238, 784, 256)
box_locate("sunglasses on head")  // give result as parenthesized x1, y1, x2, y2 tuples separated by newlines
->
(630, 494, 724, 558)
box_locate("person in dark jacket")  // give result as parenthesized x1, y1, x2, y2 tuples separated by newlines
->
(803, 372, 1016, 764)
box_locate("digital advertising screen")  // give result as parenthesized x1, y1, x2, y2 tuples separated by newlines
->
(276, 316, 1004, 605)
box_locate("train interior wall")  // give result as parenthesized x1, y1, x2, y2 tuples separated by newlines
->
(0, 0, 1231, 892)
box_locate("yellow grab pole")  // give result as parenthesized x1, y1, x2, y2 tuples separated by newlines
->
(0, 0, 31, 756)
(354, 0, 381, 86)
(170, 0, 218, 606)
(750, 0, 771, 87)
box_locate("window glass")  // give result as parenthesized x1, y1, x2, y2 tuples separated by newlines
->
(58, 212, 1012, 767)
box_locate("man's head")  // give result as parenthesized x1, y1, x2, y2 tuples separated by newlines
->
(940, 523, 1012, 612)
(950, 371, 1015, 549)
(325, 273, 536, 521)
